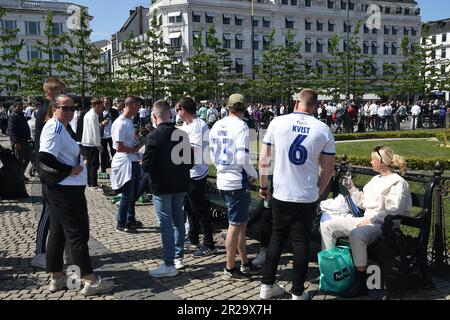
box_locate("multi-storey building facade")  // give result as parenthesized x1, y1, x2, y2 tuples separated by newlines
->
(149, 0, 421, 80)
(0, 0, 89, 96)
(422, 18, 450, 101)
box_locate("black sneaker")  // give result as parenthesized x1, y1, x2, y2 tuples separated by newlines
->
(127, 220, 143, 229)
(116, 226, 138, 234)
(192, 246, 218, 258)
(185, 238, 201, 249)
(240, 261, 262, 276)
(222, 268, 249, 281)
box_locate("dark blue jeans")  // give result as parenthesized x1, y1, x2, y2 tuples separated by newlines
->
(117, 162, 141, 228)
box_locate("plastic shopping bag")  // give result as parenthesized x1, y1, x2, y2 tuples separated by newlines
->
(318, 246, 355, 294)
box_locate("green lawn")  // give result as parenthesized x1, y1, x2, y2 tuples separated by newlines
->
(335, 139, 450, 161)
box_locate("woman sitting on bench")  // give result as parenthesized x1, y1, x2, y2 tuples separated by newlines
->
(320, 146, 412, 297)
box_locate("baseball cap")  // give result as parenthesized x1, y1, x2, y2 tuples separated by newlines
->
(227, 93, 245, 111)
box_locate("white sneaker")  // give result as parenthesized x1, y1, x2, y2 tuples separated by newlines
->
(260, 283, 285, 300)
(80, 276, 114, 296)
(30, 253, 46, 269)
(48, 276, 67, 292)
(174, 258, 184, 270)
(252, 247, 266, 268)
(292, 291, 310, 300)
(148, 263, 178, 278)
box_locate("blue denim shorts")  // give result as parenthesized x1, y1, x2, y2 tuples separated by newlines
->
(220, 189, 251, 226)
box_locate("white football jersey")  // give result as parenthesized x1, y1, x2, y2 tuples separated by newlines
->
(180, 118, 209, 180)
(209, 116, 258, 191)
(263, 112, 335, 203)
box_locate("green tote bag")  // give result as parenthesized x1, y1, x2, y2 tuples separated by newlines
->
(318, 246, 356, 294)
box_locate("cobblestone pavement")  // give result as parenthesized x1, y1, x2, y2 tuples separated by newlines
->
(0, 135, 449, 300)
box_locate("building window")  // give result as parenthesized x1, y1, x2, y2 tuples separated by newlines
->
(316, 20, 323, 31)
(158, 15, 163, 25)
(263, 18, 271, 28)
(371, 28, 377, 34)
(27, 45, 41, 60)
(317, 40, 323, 53)
(432, 35, 436, 44)
(1, 20, 17, 31)
(396, 7, 402, 14)
(223, 33, 232, 48)
(341, 0, 347, 10)
(384, 43, 389, 55)
(316, 61, 323, 74)
(223, 14, 231, 25)
(305, 0, 311, 7)
(286, 18, 294, 29)
(327, 0, 334, 9)
(343, 40, 348, 52)
(254, 39, 259, 50)
(391, 44, 397, 55)
(442, 49, 447, 58)
(52, 47, 63, 62)
(344, 22, 351, 33)
(3, 48, 15, 62)
(168, 12, 182, 24)
(205, 12, 214, 24)
(305, 20, 312, 30)
(263, 36, 270, 50)
(363, 42, 369, 54)
(252, 18, 259, 27)
(53, 23, 63, 36)
(385, 7, 391, 14)
(291, 0, 297, 5)
(192, 12, 201, 23)
(404, 27, 409, 36)
(405, 8, 410, 15)
(328, 21, 334, 32)
(442, 33, 447, 42)
(384, 26, 390, 35)
(285, 37, 294, 48)
(392, 27, 398, 35)
(371, 42, 378, 55)
(235, 15, 243, 26)
(235, 34, 244, 49)
(431, 49, 436, 59)
(281, 0, 288, 4)
(305, 38, 312, 52)
(235, 59, 244, 74)
(25, 21, 40, 35)
(170, 33, 182, 49)
(349, 1, 354, 10)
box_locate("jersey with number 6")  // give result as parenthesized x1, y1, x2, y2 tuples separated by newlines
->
(263, 112, 335, 203)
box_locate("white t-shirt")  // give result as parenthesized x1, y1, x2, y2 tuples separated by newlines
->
(39, 118, 87, 186)
(411, 105, 421, 116)
(102, 110, 113, 138)
(263, 112, 336, 203)
(25, 106, 34, 118)
(180, 118, 209, 180)
(111, 115, 139, 162)
(209, 116, 258, 191)
(139, 107, 147, 118)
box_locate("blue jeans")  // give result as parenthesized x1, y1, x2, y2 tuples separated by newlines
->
(117, 162, 141, 228)
(152, 192, 186, 266)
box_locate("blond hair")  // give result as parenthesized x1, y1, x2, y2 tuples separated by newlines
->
(372, 146, 407, 175)
(43, 77, 66, 93)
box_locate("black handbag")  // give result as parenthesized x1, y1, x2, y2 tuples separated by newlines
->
(38, 153, 80, 187)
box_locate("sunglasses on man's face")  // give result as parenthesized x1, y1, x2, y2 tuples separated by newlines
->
(56, 105, 76, 112)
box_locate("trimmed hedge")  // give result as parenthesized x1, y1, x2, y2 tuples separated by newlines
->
(340, 155, 450, 171)
(334, 129, 442, 141)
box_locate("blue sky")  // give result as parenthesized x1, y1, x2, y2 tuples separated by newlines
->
(74, 0, 450, 42)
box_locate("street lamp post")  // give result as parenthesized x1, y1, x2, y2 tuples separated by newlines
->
(346, 1, 350, 102)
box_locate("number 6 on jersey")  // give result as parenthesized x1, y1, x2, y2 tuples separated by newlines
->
(289, 135, 308, 165)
